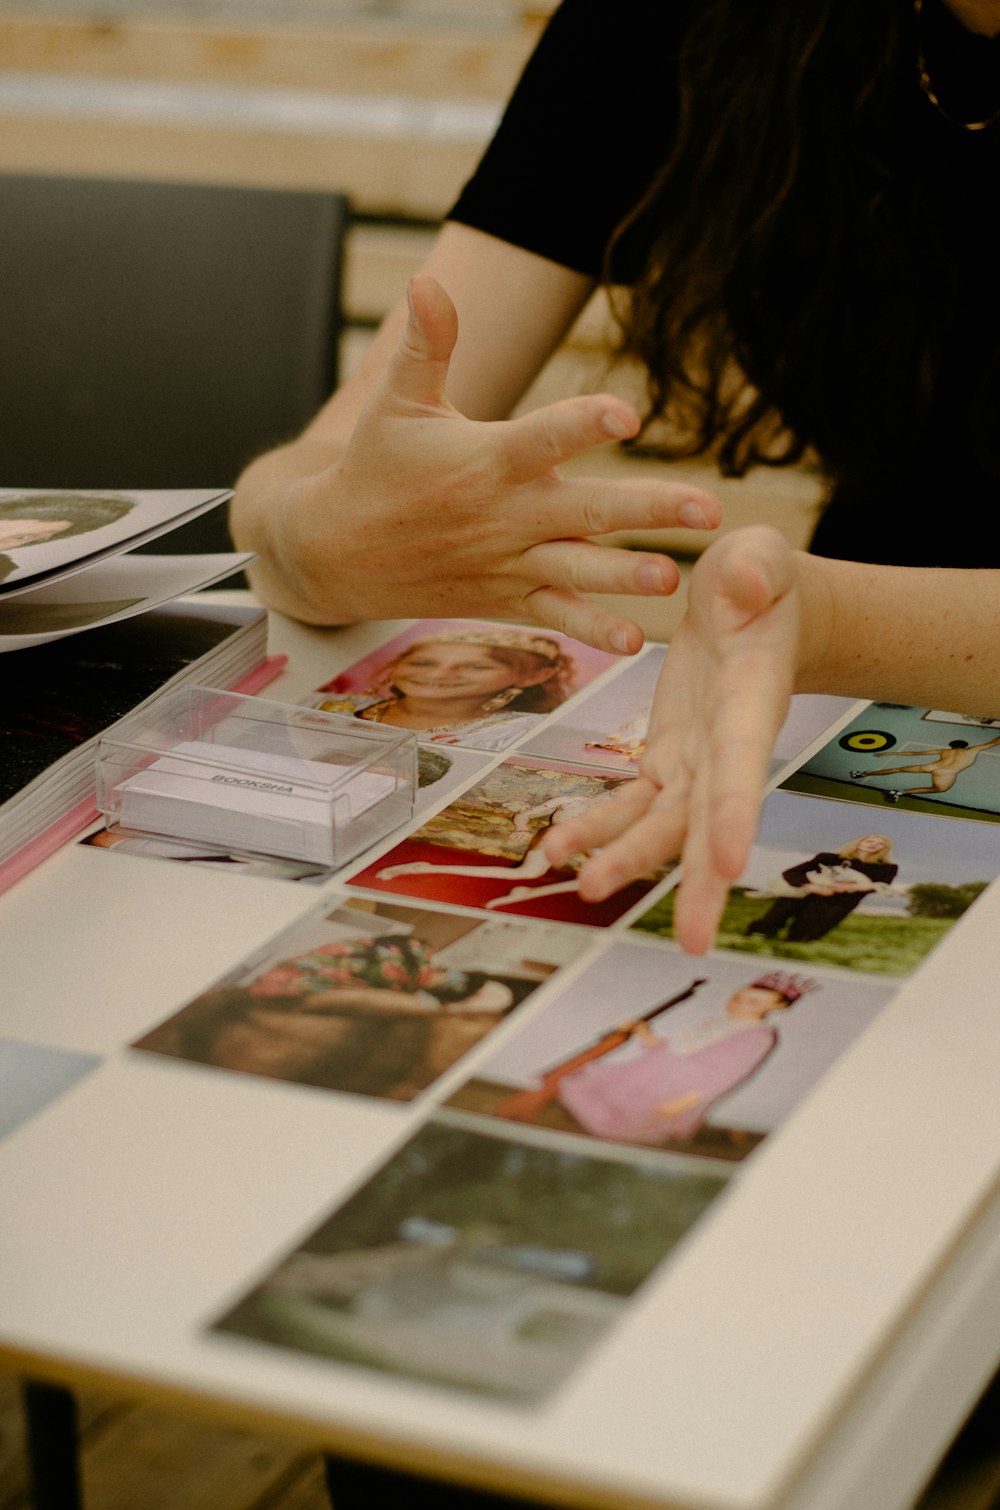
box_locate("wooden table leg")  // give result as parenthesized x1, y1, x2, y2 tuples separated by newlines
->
(21, 1379, 83, 1510)
(325, 1455, 538, 1509)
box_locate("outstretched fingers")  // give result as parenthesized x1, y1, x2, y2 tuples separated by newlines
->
(543, 471, 720, 540)
(379, 274, 460, 413)
(665, 739, 745, 954)
(672, 859, 735, 957)
(579, 798, 690, 903)
(696, 692, 779, 884)
(501, 394, 641, 480)
(668, 530, 801, 948)
(502, 401, 721, 534)
(524, 586, 646, 656)
(523, 538, 681, 599)
(515, 535, 692, 654)
(545, 775, 661, 870)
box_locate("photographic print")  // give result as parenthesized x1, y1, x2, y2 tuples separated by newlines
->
(0, 552, 252, 653)
(633, 791, 1000, 975)
(215, 1119, 728, 1404)
(445, 941, 894, 1160)
(410, 744, 496, 809)
(770, 694, 858, 777)
(517, 645, 665, 771)
(0, 488, 227, 593)
(346, 756, 667, 926)
(521, 650, 853, 781)
(0, 1038, 100, 1144)
(307, 618, 619, 753)
(132, 897, 592, 1102)
(782, 703, 1000, 823)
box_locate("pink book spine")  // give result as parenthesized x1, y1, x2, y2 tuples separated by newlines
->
(226, 654, 288, 698)
(0, 654, 289, 896)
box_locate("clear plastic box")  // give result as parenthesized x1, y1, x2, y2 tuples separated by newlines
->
(95, 686, 416, 868)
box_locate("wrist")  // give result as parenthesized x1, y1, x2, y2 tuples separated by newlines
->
(239, 461, 359, 626)
(792, 550, 835, 694)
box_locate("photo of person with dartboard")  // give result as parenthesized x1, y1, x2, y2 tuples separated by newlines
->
(781, 705, 1000, 822)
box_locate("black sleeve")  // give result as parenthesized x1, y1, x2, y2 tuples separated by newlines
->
(447, 0, 689, 281)
(780, 853, 841, 886)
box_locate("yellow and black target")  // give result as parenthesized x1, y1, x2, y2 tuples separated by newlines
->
(838, 729, 896, 753)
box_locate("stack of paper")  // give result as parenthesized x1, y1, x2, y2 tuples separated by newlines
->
(0, 487, 250, 651)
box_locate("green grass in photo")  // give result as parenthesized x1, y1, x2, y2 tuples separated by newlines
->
(781, 771, 1000, 825)
(633, 888, 953, 976)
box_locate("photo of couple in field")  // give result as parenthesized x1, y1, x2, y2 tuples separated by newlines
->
(634, 792, 1000, 975)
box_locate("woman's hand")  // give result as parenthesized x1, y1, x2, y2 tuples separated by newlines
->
(544, 527, 803, 951)
(237, 275, 720, 655)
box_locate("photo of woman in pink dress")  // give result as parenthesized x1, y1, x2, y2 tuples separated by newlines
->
(553, 970, 819, 1145)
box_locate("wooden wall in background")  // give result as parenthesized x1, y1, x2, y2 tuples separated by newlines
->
(0, 4, 543, 215)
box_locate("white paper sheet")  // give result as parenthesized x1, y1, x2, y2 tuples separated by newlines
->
(0, 552, 254, 650)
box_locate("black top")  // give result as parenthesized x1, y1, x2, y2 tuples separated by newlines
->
(449, 0, 1000, 568)
(781, 852, 899, 889)
(450, 0, 685, 280)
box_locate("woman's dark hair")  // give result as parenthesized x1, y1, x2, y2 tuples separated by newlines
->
(607, 1, 920, 481)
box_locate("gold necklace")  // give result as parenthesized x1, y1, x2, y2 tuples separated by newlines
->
(915, 0, 1000, 130)
(359, 699, 391, 723)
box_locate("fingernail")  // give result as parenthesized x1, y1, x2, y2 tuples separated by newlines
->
(580, 873, 612, 903)
(612, 627, 634, 654)
(636, 561, 666, 591)
(679, 501, 711, 529)
(601, 411, 631, 439)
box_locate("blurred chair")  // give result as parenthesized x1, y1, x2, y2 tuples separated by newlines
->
(0, 172, 349, 554)
(3, 173, 349, 1507)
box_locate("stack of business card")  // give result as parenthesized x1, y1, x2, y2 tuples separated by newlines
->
(115, 740, 399, 866)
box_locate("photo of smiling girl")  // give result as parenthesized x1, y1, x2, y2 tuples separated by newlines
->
(310, 619, 618, 752)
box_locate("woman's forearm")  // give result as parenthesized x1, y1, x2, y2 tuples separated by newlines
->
(796, 553, 1000, 718)
(542, 527, 1000, 954)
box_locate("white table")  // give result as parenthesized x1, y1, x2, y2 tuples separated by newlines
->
(4, 602, 1000, 1510)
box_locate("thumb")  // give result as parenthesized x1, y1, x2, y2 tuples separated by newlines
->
(383, 274, 459, 411)
(718, 526, 795, 625)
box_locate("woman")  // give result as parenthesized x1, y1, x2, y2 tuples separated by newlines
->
(745, 835, 899, 943)
(313, 626, 573, 750)
(232, 0, 999, 659)
(140, 931, 521, 1100)
(556, 971, 819, 1146)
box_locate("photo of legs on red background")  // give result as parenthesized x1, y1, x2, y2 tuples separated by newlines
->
(346, 756, 671, 926)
